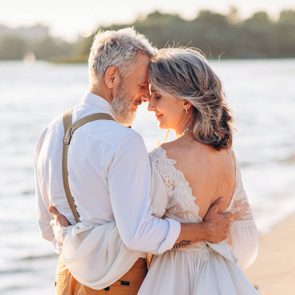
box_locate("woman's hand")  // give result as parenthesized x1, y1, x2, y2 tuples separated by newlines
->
(48, 206, 71, 243)
(48, 206, 71, 226)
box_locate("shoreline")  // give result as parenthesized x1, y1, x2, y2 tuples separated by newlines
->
(246, 214, 295, 294)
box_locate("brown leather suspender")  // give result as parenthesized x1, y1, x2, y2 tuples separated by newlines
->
(62, 110, 114, 223)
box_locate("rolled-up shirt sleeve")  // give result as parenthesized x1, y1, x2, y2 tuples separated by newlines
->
(108, 132, 181, 254)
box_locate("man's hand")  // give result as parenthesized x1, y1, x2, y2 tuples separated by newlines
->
(48, 206, 71, 227)
(203, 197, 232, 243)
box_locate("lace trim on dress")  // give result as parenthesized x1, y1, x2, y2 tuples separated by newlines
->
(149, 147, 201, 223)
(150, 147, 253, 223)
(227, 163, 254, 221)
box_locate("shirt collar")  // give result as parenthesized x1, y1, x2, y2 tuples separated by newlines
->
(81, 92, 115, 117)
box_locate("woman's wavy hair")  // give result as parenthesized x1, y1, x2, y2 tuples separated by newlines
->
(149, 48, 233, 150)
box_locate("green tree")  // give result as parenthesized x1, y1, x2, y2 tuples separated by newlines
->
(0, 36, 27, 60)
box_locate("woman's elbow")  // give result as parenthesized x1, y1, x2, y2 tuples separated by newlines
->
(237, 230, 259, 269)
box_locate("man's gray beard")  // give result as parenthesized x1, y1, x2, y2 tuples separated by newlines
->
(112, 83, 136, 126)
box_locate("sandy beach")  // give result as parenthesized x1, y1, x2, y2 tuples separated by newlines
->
(246, 214, 295, 295)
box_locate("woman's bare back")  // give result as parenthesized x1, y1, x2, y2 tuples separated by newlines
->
(161, 136, 236, 218)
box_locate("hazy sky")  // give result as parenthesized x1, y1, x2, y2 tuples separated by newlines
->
(1, 0, 294, 40)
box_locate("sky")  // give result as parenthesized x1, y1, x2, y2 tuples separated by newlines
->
(1, 0, 295, 40)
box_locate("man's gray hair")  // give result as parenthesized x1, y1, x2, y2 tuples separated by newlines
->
(89, 27, 156, 80)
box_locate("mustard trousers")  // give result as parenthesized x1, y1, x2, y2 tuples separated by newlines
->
(55, 257, 147, 295)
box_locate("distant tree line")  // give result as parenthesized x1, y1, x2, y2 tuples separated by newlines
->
(87, 8, 295, 59)
(0, 35, 74, 60)
(1, 8, 295, 61)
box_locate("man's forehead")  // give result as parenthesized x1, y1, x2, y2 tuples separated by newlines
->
(134, 53, 150, 69)
(127, 53, 150, 81)
(131, 67, 149, 82)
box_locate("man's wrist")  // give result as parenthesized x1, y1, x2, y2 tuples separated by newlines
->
(191, 222, 209, 243)
(173, 239, 192, 249)
(175, 222, 210, 249)
(183, 223, 209, 244)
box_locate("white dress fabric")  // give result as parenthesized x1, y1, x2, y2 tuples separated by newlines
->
(138, 147, 259, 295)
(52, 146, 258, 292)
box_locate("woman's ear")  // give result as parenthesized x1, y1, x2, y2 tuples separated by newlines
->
(183, 100, 193, 112)
(104, 66, 120, 89)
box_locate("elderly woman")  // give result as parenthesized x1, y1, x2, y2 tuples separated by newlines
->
(137, 48, 258, 294)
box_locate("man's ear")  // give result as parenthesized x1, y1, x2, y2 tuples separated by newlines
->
(104, 66, 120, 89)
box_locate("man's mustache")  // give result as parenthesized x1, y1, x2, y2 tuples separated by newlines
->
(134, 99, 142, 106)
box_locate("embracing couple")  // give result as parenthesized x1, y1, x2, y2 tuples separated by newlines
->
(35, 28, 259, 294)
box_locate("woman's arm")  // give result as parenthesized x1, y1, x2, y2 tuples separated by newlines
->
(226, 177, 259, 269)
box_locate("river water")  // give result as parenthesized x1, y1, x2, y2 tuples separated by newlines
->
(0, 60, 294, 294)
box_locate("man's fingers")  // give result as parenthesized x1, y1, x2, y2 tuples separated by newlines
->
(223, 212, 233, 221)
(209, 197, 224, 213)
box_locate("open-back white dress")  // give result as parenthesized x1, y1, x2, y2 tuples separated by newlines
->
(56, 146, 259, 292)
(138, 147, 259, 295)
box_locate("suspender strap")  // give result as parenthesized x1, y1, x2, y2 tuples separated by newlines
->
(62, 110, 114, 223)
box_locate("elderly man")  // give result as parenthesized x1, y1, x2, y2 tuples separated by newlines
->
(35, 28, 231, 294)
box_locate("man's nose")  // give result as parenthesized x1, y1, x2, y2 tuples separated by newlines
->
(141, 86, 151, 102)
(141, 92, 151, 102)
(147, 100, 154, 112)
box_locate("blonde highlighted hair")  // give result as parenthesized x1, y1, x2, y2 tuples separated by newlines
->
(149, 48, 233, 150)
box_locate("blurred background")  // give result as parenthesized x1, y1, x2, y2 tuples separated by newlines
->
(0, 0, 295, 294)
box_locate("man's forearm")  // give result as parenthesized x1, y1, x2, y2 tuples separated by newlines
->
(174, 215, 230, 248)
(173, 199, 232, 248)
(174, 223, 209, 248)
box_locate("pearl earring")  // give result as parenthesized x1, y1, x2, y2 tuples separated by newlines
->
(164, 129, 170, 142)
(185, 108, 188, 114)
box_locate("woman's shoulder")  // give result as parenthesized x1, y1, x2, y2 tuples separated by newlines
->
(159, 140, 188, 158)
(149, 139, 177, 156)
(149, 145, 173, 165)
(159, 141, 177, 151)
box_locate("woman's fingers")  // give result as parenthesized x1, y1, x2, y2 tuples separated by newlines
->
(48, 205, 71, 226)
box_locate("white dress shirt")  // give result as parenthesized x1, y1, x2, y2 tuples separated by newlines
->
(35, 92, 181, 254)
